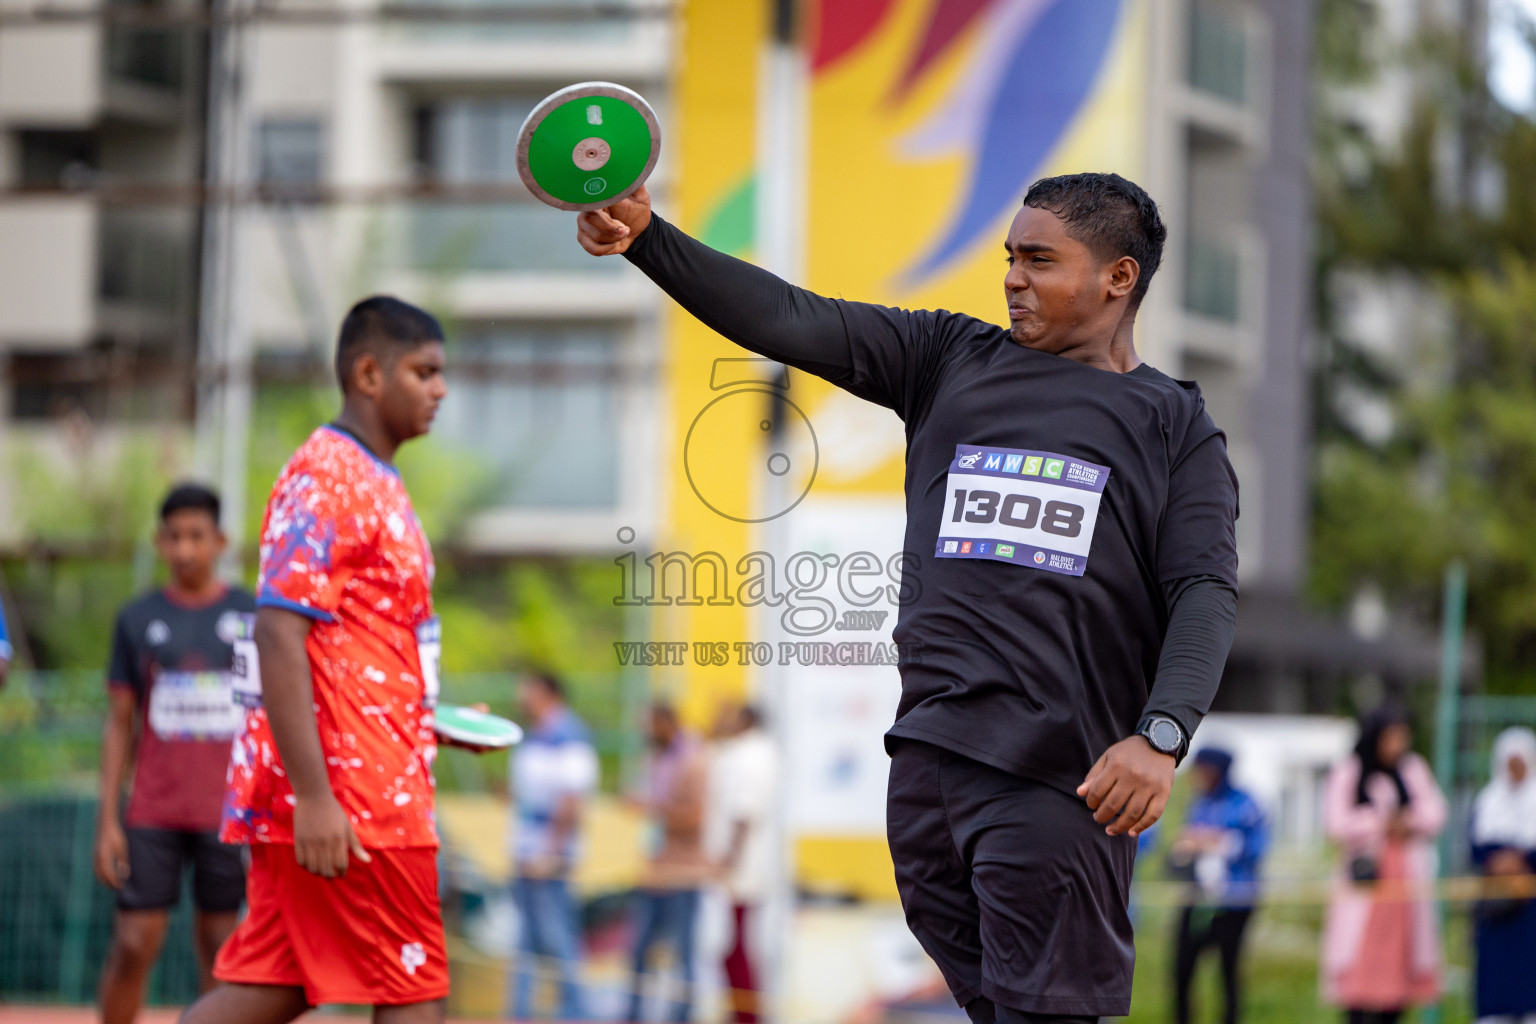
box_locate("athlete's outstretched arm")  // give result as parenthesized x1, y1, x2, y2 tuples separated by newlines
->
(255, 606, 370, 878)
(578, 187, 851, 373)
(578, 187, 947, 414)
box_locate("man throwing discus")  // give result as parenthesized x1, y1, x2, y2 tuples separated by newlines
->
(182, 296, 467, 1024)
(576, 173, 1239, 1023)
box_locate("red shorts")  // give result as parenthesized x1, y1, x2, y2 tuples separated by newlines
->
(214, 842, 449, 1006)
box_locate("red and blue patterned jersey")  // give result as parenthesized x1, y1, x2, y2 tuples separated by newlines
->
(223, 425, 439, 849)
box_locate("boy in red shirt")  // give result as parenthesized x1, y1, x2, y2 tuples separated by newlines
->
(182, 296, 459, 1024)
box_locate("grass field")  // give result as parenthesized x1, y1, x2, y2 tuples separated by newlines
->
(1123, 897, 1477, 1024)
(0, 889, 1490, 1023)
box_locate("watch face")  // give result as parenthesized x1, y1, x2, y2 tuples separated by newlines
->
(1149, 719, 1180, 752)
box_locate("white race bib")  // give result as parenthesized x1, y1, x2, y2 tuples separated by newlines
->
(230, 612, 263, 708)
(148, 670, 244, 740)
(935, 444, 1110, 577)
(416, 617, 441, 708)
(228, 613, 442, 708)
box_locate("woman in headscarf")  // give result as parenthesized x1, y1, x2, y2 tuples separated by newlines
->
(1320, 704, 1447, 1024)
(1470, 727, 1536, 1024)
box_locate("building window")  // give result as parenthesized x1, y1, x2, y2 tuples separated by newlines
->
(1187, 4, 1248, 105)
(104, 5, 191, 96)
(8, 350, 189, 422)
(8, 352, 103, 420)
(256, 119, 324, 186)
(17, 131, 98, 189)
(416, 97, 541, 185)
(1185, 238, 1242, 323)
(98, 208, 190, 311)
(404, 98, 617, 273)
(434, 324, 622, 509)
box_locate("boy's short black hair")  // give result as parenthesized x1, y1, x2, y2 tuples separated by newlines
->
(524, 671, 566, 701)
(160, 482, 221, 527)
(335, 296, 445, 391)
(1021, 172, 1167, 308)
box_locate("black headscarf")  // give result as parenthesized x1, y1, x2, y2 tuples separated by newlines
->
(1354, 703, 1413, 808)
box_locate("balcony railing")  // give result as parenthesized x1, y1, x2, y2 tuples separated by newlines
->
(1188, 5, 1248, 106)
(432, 330, 623, 509)
(402, 200, 626, 274)
(385, 0, 644, 40)
(97, 208, 191, 312)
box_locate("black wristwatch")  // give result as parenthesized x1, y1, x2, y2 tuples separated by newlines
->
(1136, 714, 1187, 764)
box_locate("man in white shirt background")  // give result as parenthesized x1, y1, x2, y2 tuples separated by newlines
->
(508, 671, 599, 1021)
(707, 703, 779, 1024)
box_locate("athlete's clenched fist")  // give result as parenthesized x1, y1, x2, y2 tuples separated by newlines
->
(1077, 735, 1176, 838)
(577, 185, 653, 256)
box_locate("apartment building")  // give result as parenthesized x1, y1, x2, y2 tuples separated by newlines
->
(0, 3, 204, 424)
(0, 0, 672, 553)
(1140, 0, 1309, 595)
(235, 3, 673, 552)
(0, 0, 1383, 702)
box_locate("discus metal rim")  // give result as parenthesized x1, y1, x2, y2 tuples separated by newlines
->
(515, 81, 661, 212)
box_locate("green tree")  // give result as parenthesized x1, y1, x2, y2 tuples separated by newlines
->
(1, 426, 182, 669)
(1312, 0, 1536, 691)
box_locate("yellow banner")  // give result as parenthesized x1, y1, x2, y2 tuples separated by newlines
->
(663, 0, 1150, 720)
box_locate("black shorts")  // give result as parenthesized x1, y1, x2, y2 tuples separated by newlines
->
(886, 740, 1136, 1019)
(118, 827, 246, 914)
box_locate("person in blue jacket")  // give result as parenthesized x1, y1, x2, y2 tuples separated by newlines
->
(0, 596, 12, 687)
(1168, 746, 1268, 1024)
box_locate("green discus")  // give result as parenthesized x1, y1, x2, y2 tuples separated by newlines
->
(433, 703, 524, 749)
(516, 82, 661, 212)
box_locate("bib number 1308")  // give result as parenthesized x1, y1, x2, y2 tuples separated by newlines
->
(950, 489, 1084, 537)
(935, 444, 1110, 577)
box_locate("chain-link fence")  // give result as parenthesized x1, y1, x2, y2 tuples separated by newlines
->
(0, 668, 642, 1008)
(3, 671, 1532, 1020)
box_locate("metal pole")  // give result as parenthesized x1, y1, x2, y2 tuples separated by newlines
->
(193, 0, 254, 579)
(1434, 562, 1466, 814)
(1425, 560, 1467, 1024)
(756, 2, 804, 1020)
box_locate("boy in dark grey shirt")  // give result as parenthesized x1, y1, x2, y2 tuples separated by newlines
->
(96, 484, 253, 1023)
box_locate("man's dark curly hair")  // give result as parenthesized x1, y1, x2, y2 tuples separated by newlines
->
(1021, 172, 1167, 308)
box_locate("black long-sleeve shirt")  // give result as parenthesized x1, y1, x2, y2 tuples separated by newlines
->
(626, 213, 1238, 789)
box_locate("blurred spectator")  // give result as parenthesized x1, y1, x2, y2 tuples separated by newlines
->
(706, 702, 778, 1024)
(627, 702, 709, 1023)
(1470, 727, 1536, 1024)
(93, 484, 254, 1024)
(0, 595, 10, 688)
(1168, 746, 1268, 1024)
(1321, 705, 1447, 1024)
(508, 671, 598, 1021)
